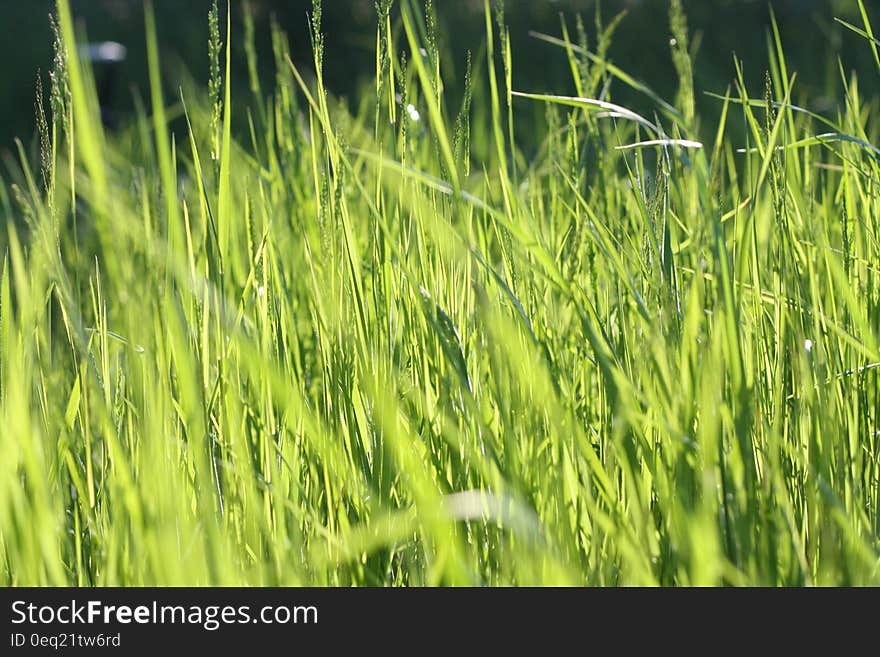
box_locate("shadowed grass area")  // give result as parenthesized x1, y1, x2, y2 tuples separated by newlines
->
(0, 0, 878, 586)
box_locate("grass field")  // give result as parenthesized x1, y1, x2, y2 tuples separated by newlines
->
(1, 0, 879, 586)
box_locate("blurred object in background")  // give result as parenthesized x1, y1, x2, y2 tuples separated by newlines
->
(80, 41, 127, 128)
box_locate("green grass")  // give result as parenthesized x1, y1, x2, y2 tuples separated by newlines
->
(1, 0, 879, 586)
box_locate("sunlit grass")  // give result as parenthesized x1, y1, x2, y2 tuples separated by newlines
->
(0, 0, 878, 586)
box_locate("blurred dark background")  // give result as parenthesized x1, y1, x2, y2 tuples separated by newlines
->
(0, 0, 874, 153)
